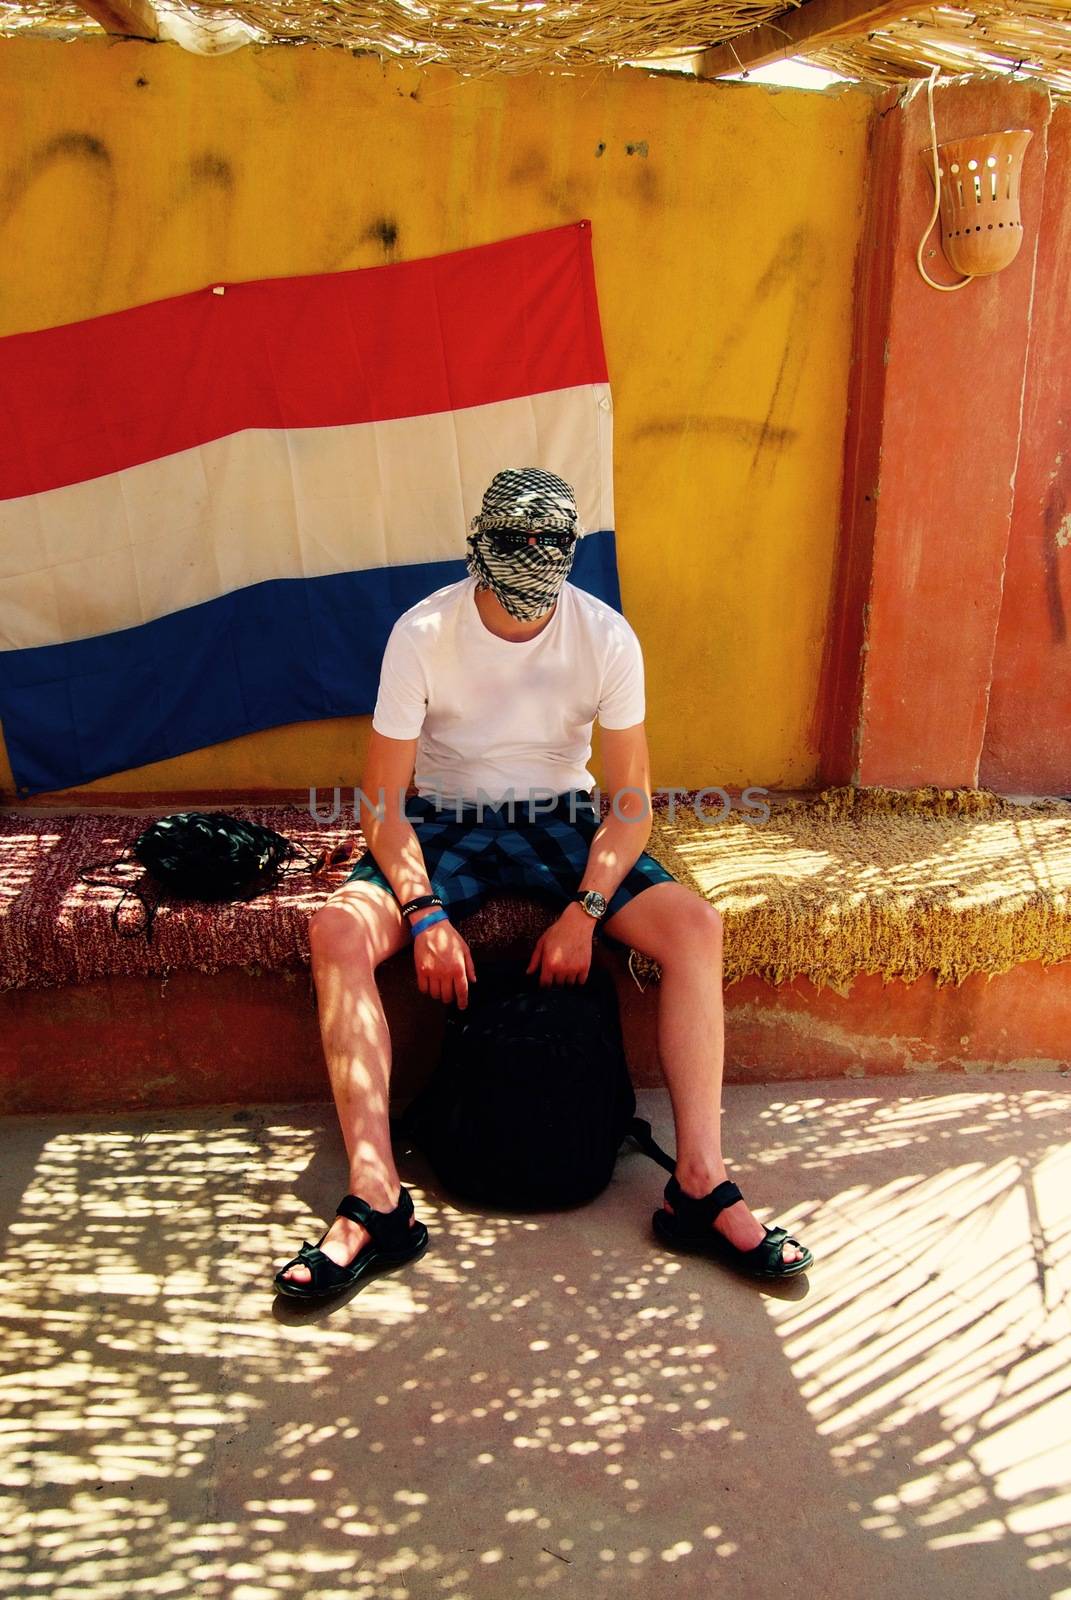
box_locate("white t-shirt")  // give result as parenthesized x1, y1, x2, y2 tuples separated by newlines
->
(371, 575, 645, 804)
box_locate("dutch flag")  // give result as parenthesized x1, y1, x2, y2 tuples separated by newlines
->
(0, 222, 619, 795)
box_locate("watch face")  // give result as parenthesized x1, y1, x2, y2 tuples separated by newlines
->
(584, 891, 607, 917)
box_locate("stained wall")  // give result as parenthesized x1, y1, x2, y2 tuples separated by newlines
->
(0, 38, 872, 797)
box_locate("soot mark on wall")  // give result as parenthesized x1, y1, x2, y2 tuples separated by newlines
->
(0, 133, 118, 310)
(509, 150, 549, 185)
(719, 226, 825, 484)
(626, 140, 658, 205)
(634, 416, 798, 449)
(123, 152, 236, 300)
(637, 228, 823, 489)
(189, 153, 234, 189)
(1043, 486, 1068, 643)
(365, 217, 400, 256)
(1, 130, 113, 223)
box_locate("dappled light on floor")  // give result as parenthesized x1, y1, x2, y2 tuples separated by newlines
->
(0, 1078, 1068, 1597)
(757, 1088, 1071, 1578)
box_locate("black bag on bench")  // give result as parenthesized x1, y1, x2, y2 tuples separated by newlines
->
(397, 956, 674, 1211)
(132, 811, 300, 901)
(80, 811, 317, 945)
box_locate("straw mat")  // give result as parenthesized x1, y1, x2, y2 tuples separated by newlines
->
(635, 785, 1071, 990)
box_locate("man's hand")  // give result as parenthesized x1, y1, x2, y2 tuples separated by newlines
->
(527, 904, 596, 986)
(413, 918, 477, 1008)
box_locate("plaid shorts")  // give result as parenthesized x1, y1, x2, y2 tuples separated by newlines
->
(345, 789, 677, 946)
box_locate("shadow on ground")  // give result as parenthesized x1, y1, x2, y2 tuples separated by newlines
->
(1, 1074, 1069, 1598)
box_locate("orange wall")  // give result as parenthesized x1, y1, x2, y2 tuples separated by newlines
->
(982, 101, 1071, 794)
(820, 75, 1064, 793)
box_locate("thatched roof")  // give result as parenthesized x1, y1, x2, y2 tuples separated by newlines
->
(0, 0, 813, 67)
(1, 0, 1069, 95)
(810, 5, 1071, 96)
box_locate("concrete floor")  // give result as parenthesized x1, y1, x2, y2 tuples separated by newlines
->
(1, 1074, 1069, 1600)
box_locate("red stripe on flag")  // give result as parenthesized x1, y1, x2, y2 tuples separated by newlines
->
(0, 222, 608, 499)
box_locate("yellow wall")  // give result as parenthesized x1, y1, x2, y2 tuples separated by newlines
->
(0, 38, 872, 797)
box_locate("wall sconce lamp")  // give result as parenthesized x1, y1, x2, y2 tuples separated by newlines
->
(917, 66, 1033, 292)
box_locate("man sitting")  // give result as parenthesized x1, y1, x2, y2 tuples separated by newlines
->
(275, 468, 812, 1296)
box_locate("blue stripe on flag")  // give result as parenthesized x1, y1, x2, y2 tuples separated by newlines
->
(0, 530, 624, 795)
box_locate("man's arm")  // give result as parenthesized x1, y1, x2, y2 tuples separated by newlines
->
(359, 730, 440, 934)
(573, 720, 654, 915)
(529, 721, 654, 983)
(360, 732, 477, 1006)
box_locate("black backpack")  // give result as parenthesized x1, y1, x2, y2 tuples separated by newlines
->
(397, 956, 675, 1210)
(132, 811, 301, 899)
(81, 810, 316, 944)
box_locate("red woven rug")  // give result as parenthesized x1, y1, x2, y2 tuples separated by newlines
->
(0, 807, 555, 992)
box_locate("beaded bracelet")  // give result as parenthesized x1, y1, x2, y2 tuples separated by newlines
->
(410, 908, 449, 939)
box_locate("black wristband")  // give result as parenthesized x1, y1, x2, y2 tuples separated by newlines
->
(400, 894, 444, 917)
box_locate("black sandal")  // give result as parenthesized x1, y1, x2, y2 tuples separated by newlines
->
(274, 1187, 429, 1300)
(653, 1176, 813, 1279)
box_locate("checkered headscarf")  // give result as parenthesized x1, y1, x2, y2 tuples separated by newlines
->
(469, 468, 581, 536)
(466, 468, 580, 622)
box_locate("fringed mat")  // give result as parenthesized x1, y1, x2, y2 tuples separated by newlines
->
(1, 786, 1068, 993)
(0, 806, 558, 993)
(635, 785, 1071, 989)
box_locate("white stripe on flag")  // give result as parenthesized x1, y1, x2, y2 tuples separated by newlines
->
(0, 384, 614, 650)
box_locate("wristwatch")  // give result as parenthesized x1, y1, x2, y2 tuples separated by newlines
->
(575, 889, 608, 920)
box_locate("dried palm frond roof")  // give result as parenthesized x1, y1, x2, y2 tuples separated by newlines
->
(807, 4, 1071, 97)
(0, 0, 805, 67)
(1, 0, 1070, 97)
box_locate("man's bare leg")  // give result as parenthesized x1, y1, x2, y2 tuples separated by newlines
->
(280, 883, 417, 1288)
(601, 881, 803, 1265)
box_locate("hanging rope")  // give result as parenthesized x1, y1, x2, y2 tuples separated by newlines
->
(916, 64, 974, 293)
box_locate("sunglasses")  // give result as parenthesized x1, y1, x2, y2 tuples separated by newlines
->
(311, 840, 359, 876)
(485, 529, 577, 553)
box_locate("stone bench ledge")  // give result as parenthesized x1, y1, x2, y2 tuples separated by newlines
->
(0, 786, 1068, 994)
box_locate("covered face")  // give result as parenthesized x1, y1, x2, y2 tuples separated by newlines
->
(466, 467, 580, 621)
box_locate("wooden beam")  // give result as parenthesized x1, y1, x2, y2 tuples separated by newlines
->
(696, 0, 913, 78)
(76, 0, 160, 39)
